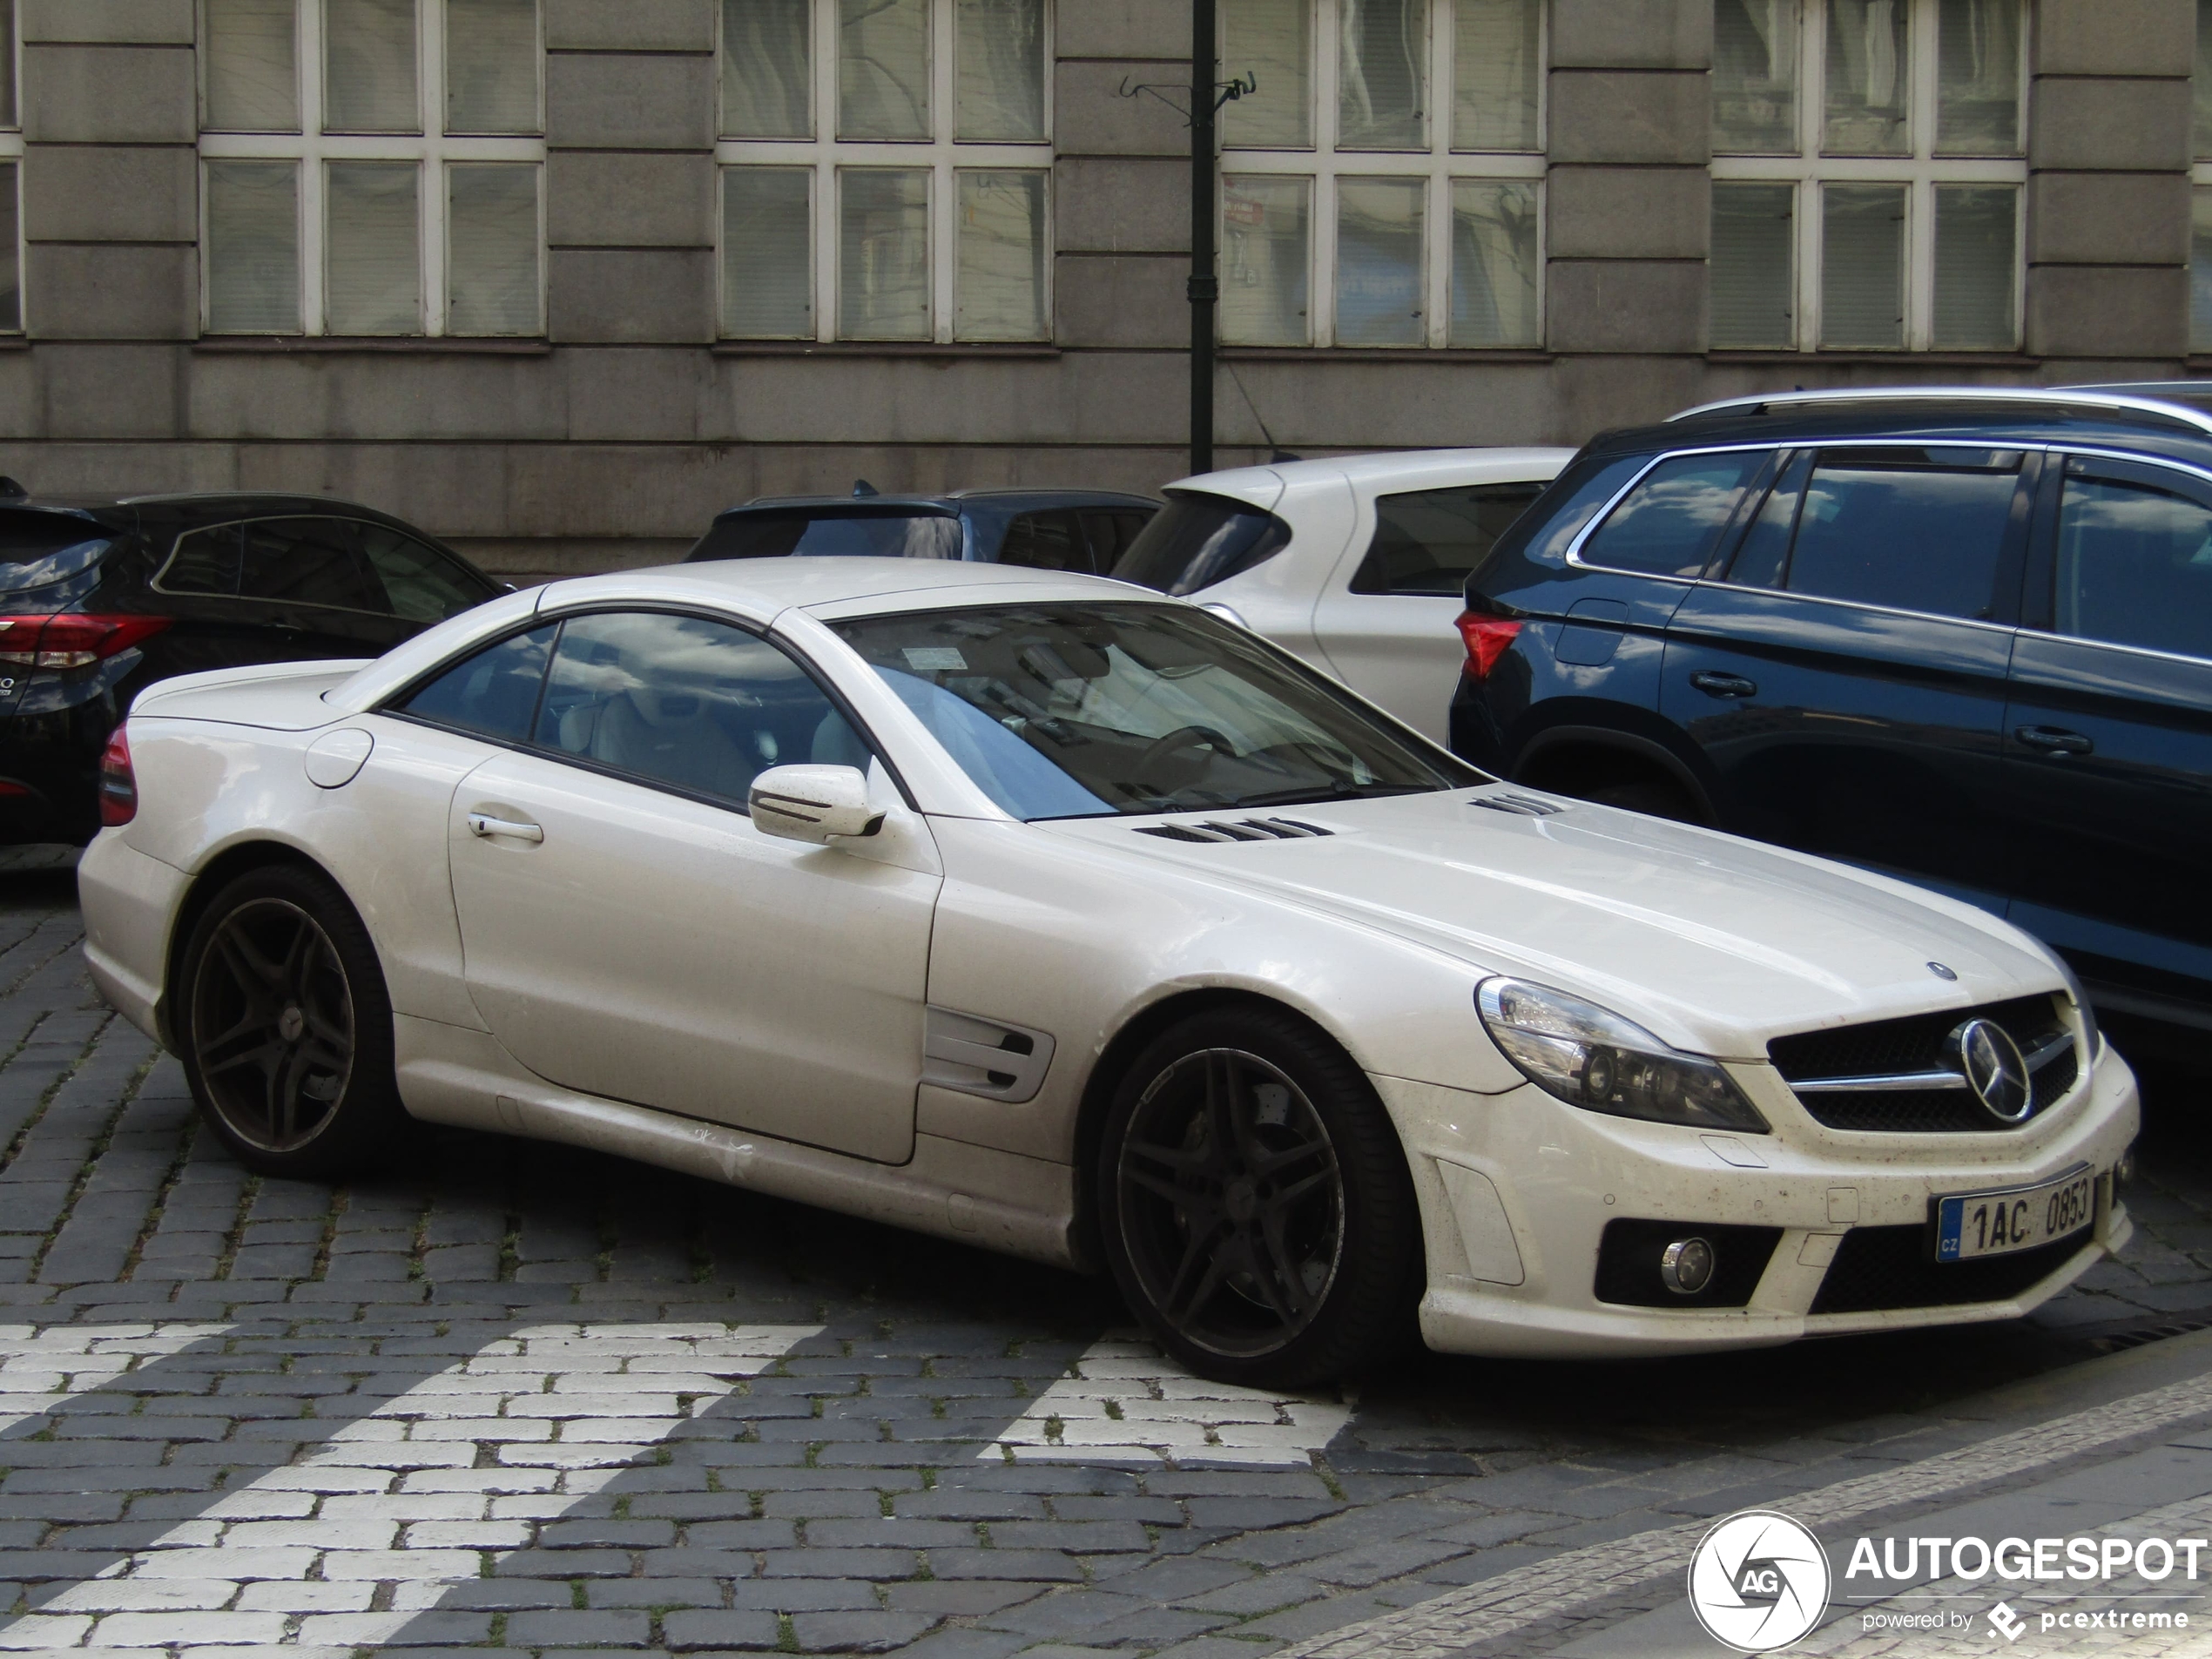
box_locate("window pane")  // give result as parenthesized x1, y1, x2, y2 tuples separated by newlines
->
(1339, 0, 1427, 151)
(724, 0, 813, 138)
(1582, 451, 1770, 578)
(206, 0, 299, 132)
(1784, 455, 2019, 619)
(840, 0, 928, 140)
(2057, 475, 2212, 661)
(447, 0, 539, 134)
(1114, 492, 1292, 594)
(1337, 177, 1424, 347)
(691, 509, 962, 560)
(1223, 0, 1311, 148)
(206, 159, 301, 334)
(1710, 181, 1793, 348)
(840, 169, 930, 340)
(240, 518, 384, 610)
(997, 511, 1091, 573)
(2194, 187, 2212, 354)
(1936, 0, 2020, 153)
(1819, 181, 1903, 348)
(161, 527, 244, 596)
(536, 611, 863, 804)
(1932, 184, 2015, 350)
(1221, 174, 1311, 345)
(1713, 0, 1797, 152)
(0, 0, 13, 128)
(1449, 179, 1538, 347)
(957, 0, 1043, 140)
(0, 163, 16, 334)
(1824, 0, 1908, 153)
(327, 160, 421, 335)
(401, 623, 556, 741)
(956, 171, 1048, 342)
(326, 0, 420, 132)
(724, 167, 814, 338)
(1352, 482, 1545, 595)
(1453, 0, 1538, 152)
(448, 163, 541, 336)
(2198, 0, 2212, 159)
(359, 525, 496, 623)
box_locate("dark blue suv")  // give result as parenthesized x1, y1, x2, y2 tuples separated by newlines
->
(1450, 386, 2212, 1035)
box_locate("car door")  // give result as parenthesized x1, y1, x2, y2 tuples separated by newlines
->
(237, 516, 407, 658)
(440, 607, 940, 1164)
(2002, 452, 2212, 1016)
(1657, 443, 2033, 909)
(1309, 479, 1549, 744)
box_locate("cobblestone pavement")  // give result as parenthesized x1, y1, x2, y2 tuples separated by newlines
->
(1, 853, 2211, 1658)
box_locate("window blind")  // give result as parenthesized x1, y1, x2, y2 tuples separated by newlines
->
(0, 0, 14, 130)
(1710, 181, 1794, 347)
(326, 0, 421, 132)
(446, 0, 539, 134)
(955, 170, 1048, 340)
(206, 0, 300, 132)
(2195, 189, 2212, 353)
(1222, 0, 1311, 148)
(0, 164, 17, 332)
(448, 162, 541, 334)
(1337, 177, 1425, 346)
(1220, 174, 1311, 346)
(955, 0, 1044, 141)
(1453, 0, 1538, 152)
(2198, 1, 2212, 159)
(724, 0, 813, 138)
(327, 159, 422, 334)
(1339, 0, 1426, 151)
(206, 159, 302, 333)
(1713, 0, 1797, 153)
(840, 0, 929, 140)
(1820, 181, 1904, 347)
(840, 168, 931, 338)
(1450, 179, 1539, 347)
(1931, 184, 2014, 348)
(723, 167, 814, 337)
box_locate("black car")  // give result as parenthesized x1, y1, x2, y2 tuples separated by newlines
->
(1449, 385, 2212, 1034)
(685, 487, 1159, 575)
(0, 486, 503, 846)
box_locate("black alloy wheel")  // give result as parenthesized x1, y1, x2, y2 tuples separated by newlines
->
(178, 865, 407, 1178)
(1097, 1006, 1421, 1388)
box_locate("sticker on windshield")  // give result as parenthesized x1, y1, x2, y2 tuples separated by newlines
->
(904, 647, 968, 671)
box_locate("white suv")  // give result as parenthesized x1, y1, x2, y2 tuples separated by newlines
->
(1115, 448, 1572, 745)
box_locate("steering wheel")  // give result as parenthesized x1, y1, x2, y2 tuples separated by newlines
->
(1136, 725, 1238, 776)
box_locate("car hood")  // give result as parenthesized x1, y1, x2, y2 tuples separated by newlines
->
(1041, 786, 2063, 1060)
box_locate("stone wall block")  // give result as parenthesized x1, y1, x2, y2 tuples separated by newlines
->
(2027, 78, 2190, 172)
(22, 44, 196, 144)
(1057, 0, 1188, 61)
(548, 248, 717, 343)
(1547, 165, 1709, 260)
(2027, 172, 2192, 266)
(24, 145, 198, 245)
(1546, 260, 1705, 354)
(25, 245, 196, 341)
(22, 0, 194, 44)
(1055, 254, 1188, 347)
(545, 0, 713, 51)
(31, 343, 185, 439)
(2026, 264, 2189, 358)
(546, 53, 716, 151)
(548, 152, 716, 249)
(1546, 71, 1710, 166)
(1055, 61, 1192, 156)
(186, 352, 570, 443)
(2033, 0, 2193, 78)
(1549, 0, 1713, 70)
(1055, 157, 1190, 253)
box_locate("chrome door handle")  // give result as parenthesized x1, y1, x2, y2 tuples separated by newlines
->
(1689, 671, 1758, 698)
(468, 812, 544, 843)
(2015, 725, 2093, 757)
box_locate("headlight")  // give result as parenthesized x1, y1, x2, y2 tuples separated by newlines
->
(1476, 977, 1770, 1134)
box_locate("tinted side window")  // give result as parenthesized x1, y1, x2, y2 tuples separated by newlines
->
(2054, 469, 2212, 660)
(1757, 449, 2021, 620)
(358, 525, 496, 624)
(1578, 451, 1769, 577)
(398, 624, 556, 741)
(240, 518, 383, 611)
(1114, 492, 1292, 596)
(533, 611, 872, 806)
(161, 526, 243, 595)
(997, 510, 1093, 573)
(1352, 482, 1546, 596)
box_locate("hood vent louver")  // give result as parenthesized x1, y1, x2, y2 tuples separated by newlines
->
(1136, 817, 1335, 844)
(1473, 792, 1566, 817)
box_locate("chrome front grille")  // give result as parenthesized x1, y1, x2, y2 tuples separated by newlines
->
(1768, 994, 2079, 1132)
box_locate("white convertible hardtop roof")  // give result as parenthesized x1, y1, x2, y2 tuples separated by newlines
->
(1161, 446, 1575, 512)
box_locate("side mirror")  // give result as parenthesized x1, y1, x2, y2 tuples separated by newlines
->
(749, 764, 885, 845)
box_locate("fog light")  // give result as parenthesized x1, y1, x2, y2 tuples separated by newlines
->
(2115, 1144, 2138, 1193)
(1659, 1237, 1716, 1296)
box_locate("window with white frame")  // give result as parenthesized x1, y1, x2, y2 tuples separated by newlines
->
(0, 0, 20, 334)
(1710, 0, 2027, 354)
(717, 0, 1052, 343)
(2190, 0, 2212, 353)
(199, 0, 545, 338)
(1215, 0, 1542, 351)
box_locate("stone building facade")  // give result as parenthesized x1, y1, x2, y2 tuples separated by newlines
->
(0, 0, 2202, 577)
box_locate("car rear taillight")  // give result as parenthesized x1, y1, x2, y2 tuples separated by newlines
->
(98, 728, 137, 827)
(0, 614, 172, 671)
(1455, 610, 1524, 681)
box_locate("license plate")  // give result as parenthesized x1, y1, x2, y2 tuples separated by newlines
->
(1934, 1165, 2098, 1262)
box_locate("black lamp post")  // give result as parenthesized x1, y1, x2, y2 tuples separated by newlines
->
(1190, 0, 1217, 477)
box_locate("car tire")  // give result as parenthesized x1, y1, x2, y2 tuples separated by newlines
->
(1095, 1004, 1422, 1389)
(175, 863, 410, 1181)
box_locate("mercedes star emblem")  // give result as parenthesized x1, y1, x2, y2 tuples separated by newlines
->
(1954, 1018, 2033, 1123)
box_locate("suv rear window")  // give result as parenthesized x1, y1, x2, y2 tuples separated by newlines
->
(1352, 482, 1546, 596)
(1113, 492, 1292, 597)
(1578, 451, 1769, 577)
(689, 509, 964, 562)
(0, 511, 116, 596)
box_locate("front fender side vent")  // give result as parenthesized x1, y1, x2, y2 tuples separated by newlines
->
(1136, 818, 1335, 844)
(922, 1008, 1056, 1103)
(1472, 792, 1566, 818)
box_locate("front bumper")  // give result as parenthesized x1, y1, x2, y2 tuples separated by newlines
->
(1377, 1036, 2141, 1360)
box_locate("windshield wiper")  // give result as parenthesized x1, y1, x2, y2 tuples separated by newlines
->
(1228, 782, 1435, 809)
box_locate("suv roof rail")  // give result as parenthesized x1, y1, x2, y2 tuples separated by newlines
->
(1665, 384, 2212, 438)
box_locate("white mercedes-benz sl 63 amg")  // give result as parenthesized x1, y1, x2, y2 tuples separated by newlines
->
(78, 557, 2138, 1385)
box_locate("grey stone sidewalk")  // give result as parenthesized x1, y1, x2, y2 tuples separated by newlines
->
(0, 860, 2206, 1658)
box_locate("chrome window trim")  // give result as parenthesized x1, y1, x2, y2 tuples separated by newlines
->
(1561, 441, 1777, 579)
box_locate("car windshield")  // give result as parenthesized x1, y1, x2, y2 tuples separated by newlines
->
(1113, 492, 1291, 596)
(831, 602, 1477, 819)
(689, 509, 964, 562)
